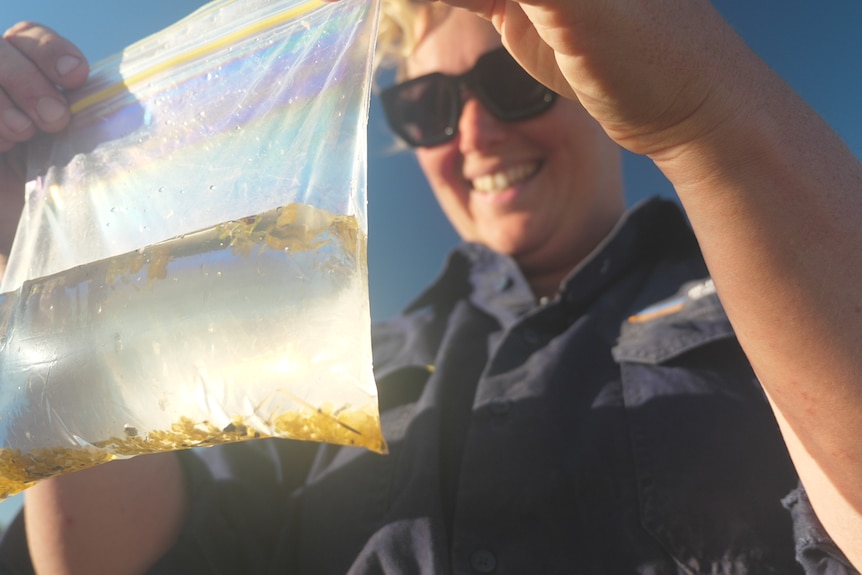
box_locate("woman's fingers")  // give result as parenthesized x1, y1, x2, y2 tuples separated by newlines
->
(0, 22, 89, 142)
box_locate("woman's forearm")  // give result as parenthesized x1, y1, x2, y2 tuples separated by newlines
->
(25, 452, 188, 575)
(653, 40, 862, 567)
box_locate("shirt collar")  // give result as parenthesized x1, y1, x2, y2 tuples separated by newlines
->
(403, 197, 694, 325)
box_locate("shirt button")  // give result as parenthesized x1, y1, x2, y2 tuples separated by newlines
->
(470, 549, 497, 573)
(495, 276, 513, 292)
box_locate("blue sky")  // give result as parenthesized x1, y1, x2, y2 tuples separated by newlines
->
(0, 0, 859, 523)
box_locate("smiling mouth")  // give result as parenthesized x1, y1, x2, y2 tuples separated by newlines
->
(472, 162, 540, 194)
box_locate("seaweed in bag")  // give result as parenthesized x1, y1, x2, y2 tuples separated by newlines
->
(0, 0, 384, 500)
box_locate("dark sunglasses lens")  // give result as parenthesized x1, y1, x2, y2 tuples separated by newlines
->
(383, 75, 457, 147)
(473, 50, 555, 120)
(382, 49, 556, 147)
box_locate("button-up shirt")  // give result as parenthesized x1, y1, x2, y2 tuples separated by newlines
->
(0, 198, 855, 574)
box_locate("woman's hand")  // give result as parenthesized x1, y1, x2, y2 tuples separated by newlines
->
(438, 0, 756, 158)
(0, 22, 89, 266)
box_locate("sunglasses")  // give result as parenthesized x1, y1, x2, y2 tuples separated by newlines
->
(381, 47, 558, 148)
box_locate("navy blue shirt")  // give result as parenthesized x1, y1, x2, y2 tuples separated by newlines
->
(0, 198, 856, 574)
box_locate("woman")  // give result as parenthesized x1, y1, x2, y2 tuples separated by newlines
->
(2, 0, 862, 572)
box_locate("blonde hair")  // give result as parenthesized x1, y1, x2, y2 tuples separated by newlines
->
(376, 0, 451, 79)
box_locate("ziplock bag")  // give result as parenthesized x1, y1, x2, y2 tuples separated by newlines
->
(0, 0, 384, 500)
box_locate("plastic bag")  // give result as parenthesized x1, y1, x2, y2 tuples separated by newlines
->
(0, 0, 384, 500)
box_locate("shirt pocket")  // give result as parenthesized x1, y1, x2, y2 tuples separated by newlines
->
(612, 282, 801, 574)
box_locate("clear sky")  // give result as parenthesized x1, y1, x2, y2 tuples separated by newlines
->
(0, 0, 860, 524)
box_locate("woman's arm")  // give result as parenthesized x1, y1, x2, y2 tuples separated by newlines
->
(25, 453, 188, 575)
(651, 27, 862, 569)
(441, 0, 862, 566)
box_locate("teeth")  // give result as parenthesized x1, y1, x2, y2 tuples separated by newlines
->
(473, 163, 538, 193)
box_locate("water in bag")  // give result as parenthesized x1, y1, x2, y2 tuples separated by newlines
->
(0, 0, 384, 500)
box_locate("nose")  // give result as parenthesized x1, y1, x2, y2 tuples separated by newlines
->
(457, 91, 507, 152)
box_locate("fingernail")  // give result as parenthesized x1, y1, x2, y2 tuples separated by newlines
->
(2, 108, 33, 133)
(56, 55, 82, 77)
(36, 97, 67, 124)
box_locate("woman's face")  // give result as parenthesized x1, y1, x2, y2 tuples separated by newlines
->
(406, 9, 625, 289)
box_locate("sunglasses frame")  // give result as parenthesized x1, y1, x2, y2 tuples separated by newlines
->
(381, 47, 558, 148)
